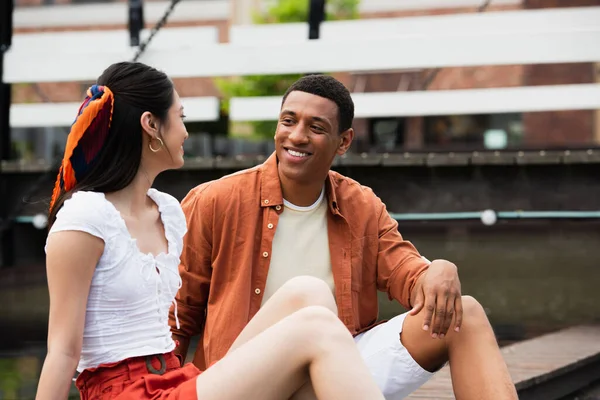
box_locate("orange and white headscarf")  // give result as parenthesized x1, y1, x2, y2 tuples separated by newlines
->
(49, 85, 114, 211)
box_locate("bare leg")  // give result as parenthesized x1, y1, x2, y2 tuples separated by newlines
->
(226, 276, 330, 400)
(228, 275, 337, 354)
(195, 306, 384, 400)
(401, 295, 517, 399)
(290, 382, 318, 400)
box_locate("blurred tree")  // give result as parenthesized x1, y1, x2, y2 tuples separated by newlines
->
(0, 358, 21, 400)
(216, 0, 359, 139)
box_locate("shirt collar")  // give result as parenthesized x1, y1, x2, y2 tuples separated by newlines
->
(260, 152, 340, 214)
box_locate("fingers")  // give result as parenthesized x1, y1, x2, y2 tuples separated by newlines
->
(409, 288, 424, 316)
(430, 293, 448, 339)
(454, 295, 463, 332)
(439, 295, 454, 338)
(421, 289, 436, 333)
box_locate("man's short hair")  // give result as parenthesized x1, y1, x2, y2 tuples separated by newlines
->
(282, 74, 354, 133)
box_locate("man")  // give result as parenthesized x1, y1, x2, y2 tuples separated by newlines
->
(169, 75, 517, 399)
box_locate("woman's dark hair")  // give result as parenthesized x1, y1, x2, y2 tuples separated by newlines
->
(48, 61, 174, 228)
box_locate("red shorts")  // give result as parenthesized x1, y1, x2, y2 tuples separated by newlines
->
(75, 352, 200, 400)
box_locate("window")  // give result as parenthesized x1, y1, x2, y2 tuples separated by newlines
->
(11, 127, 67, 162)
(369, 117, 405, 151)
(423, 113, 523, 151)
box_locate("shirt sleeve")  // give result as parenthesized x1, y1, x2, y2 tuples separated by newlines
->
(169, 185, 213, 338)
(375, 198, 430, 309)
(47, 191, 107, 244)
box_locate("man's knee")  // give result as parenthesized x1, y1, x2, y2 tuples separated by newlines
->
(278, 276, 336, 313)
(461, 295, 489, 327)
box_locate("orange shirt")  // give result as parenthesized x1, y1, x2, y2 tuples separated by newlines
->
(169, 154, 429, 369)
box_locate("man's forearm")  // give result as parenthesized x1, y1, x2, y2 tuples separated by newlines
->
(172, 333, 191, 366)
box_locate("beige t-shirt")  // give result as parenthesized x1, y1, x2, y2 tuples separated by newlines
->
(261, 187, 334, 306)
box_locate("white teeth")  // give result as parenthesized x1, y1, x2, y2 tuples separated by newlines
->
(287, 149, 308, 157)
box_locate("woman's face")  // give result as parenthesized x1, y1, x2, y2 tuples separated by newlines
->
(144, 90, 189, 172)
(159, 90, 189, 169)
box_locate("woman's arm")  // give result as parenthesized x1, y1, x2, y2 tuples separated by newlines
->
(35, 231, 103, 400)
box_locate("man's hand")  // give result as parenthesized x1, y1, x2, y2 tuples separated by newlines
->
(409, 260, 462, 338)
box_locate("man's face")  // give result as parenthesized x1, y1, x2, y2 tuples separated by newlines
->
(275, 91, 353, 184)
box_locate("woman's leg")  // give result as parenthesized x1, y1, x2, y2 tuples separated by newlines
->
(194, 305, 384, 400)
(224, 276, 332, 400)
(228, 276, 337, 354)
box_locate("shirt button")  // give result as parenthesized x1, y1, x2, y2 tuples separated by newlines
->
(262, 251, 269, 258)
(275, 205, 282, 211)
(267, 223, 273, 229)
(255, 288, 261, 295)
(264, 199, 269, 205)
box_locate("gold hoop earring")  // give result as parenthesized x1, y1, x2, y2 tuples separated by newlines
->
(149, 137, 164, 153)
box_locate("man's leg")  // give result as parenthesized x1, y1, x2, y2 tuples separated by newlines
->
(352, 313, 434, 400)
(401, 295, 517, 399)
(292, 310, 436, 400)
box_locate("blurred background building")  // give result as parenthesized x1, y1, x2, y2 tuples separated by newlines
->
(9, 0, 600, 157)
(1, 0, 599, 398)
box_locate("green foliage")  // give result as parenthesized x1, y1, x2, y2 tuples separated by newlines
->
(0, 359, 21, 400)
(216, 0, 359, 139)
(255, 0, 360, 23)
(217, 74, 302, 138)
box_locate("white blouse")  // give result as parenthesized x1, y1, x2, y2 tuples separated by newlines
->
(46, 189, 187, 372)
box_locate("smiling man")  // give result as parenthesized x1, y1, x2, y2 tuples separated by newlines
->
(170, 75, 517, 399)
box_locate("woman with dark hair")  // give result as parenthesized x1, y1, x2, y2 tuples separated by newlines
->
(36, 61, 384, 400)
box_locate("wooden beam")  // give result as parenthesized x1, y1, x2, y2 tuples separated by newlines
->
(229, 84, 600, 120)
(13, 84, 598, 128)
(595, 63, 600, 145)
(13, 0, 229, 29)
(358, 0, 521, 13)
(11, 26, 219, 56)
(230, 7, 600, 44)
(10, 97, 221, 128)
(5, 29, 600, 83)
(13, 0, 525, 30)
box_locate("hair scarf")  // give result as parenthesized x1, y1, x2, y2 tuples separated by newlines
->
(49, 85, 114, 211)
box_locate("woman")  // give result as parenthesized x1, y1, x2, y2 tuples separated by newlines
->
(36, 61, 384, 400)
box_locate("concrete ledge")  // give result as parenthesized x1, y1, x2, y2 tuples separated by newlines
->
(3, 149, 600, 174)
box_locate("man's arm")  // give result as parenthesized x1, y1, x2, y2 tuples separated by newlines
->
(169, 186, 213, 365)
(375, 198, 463, 338)
(375, 199, 430, 310)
